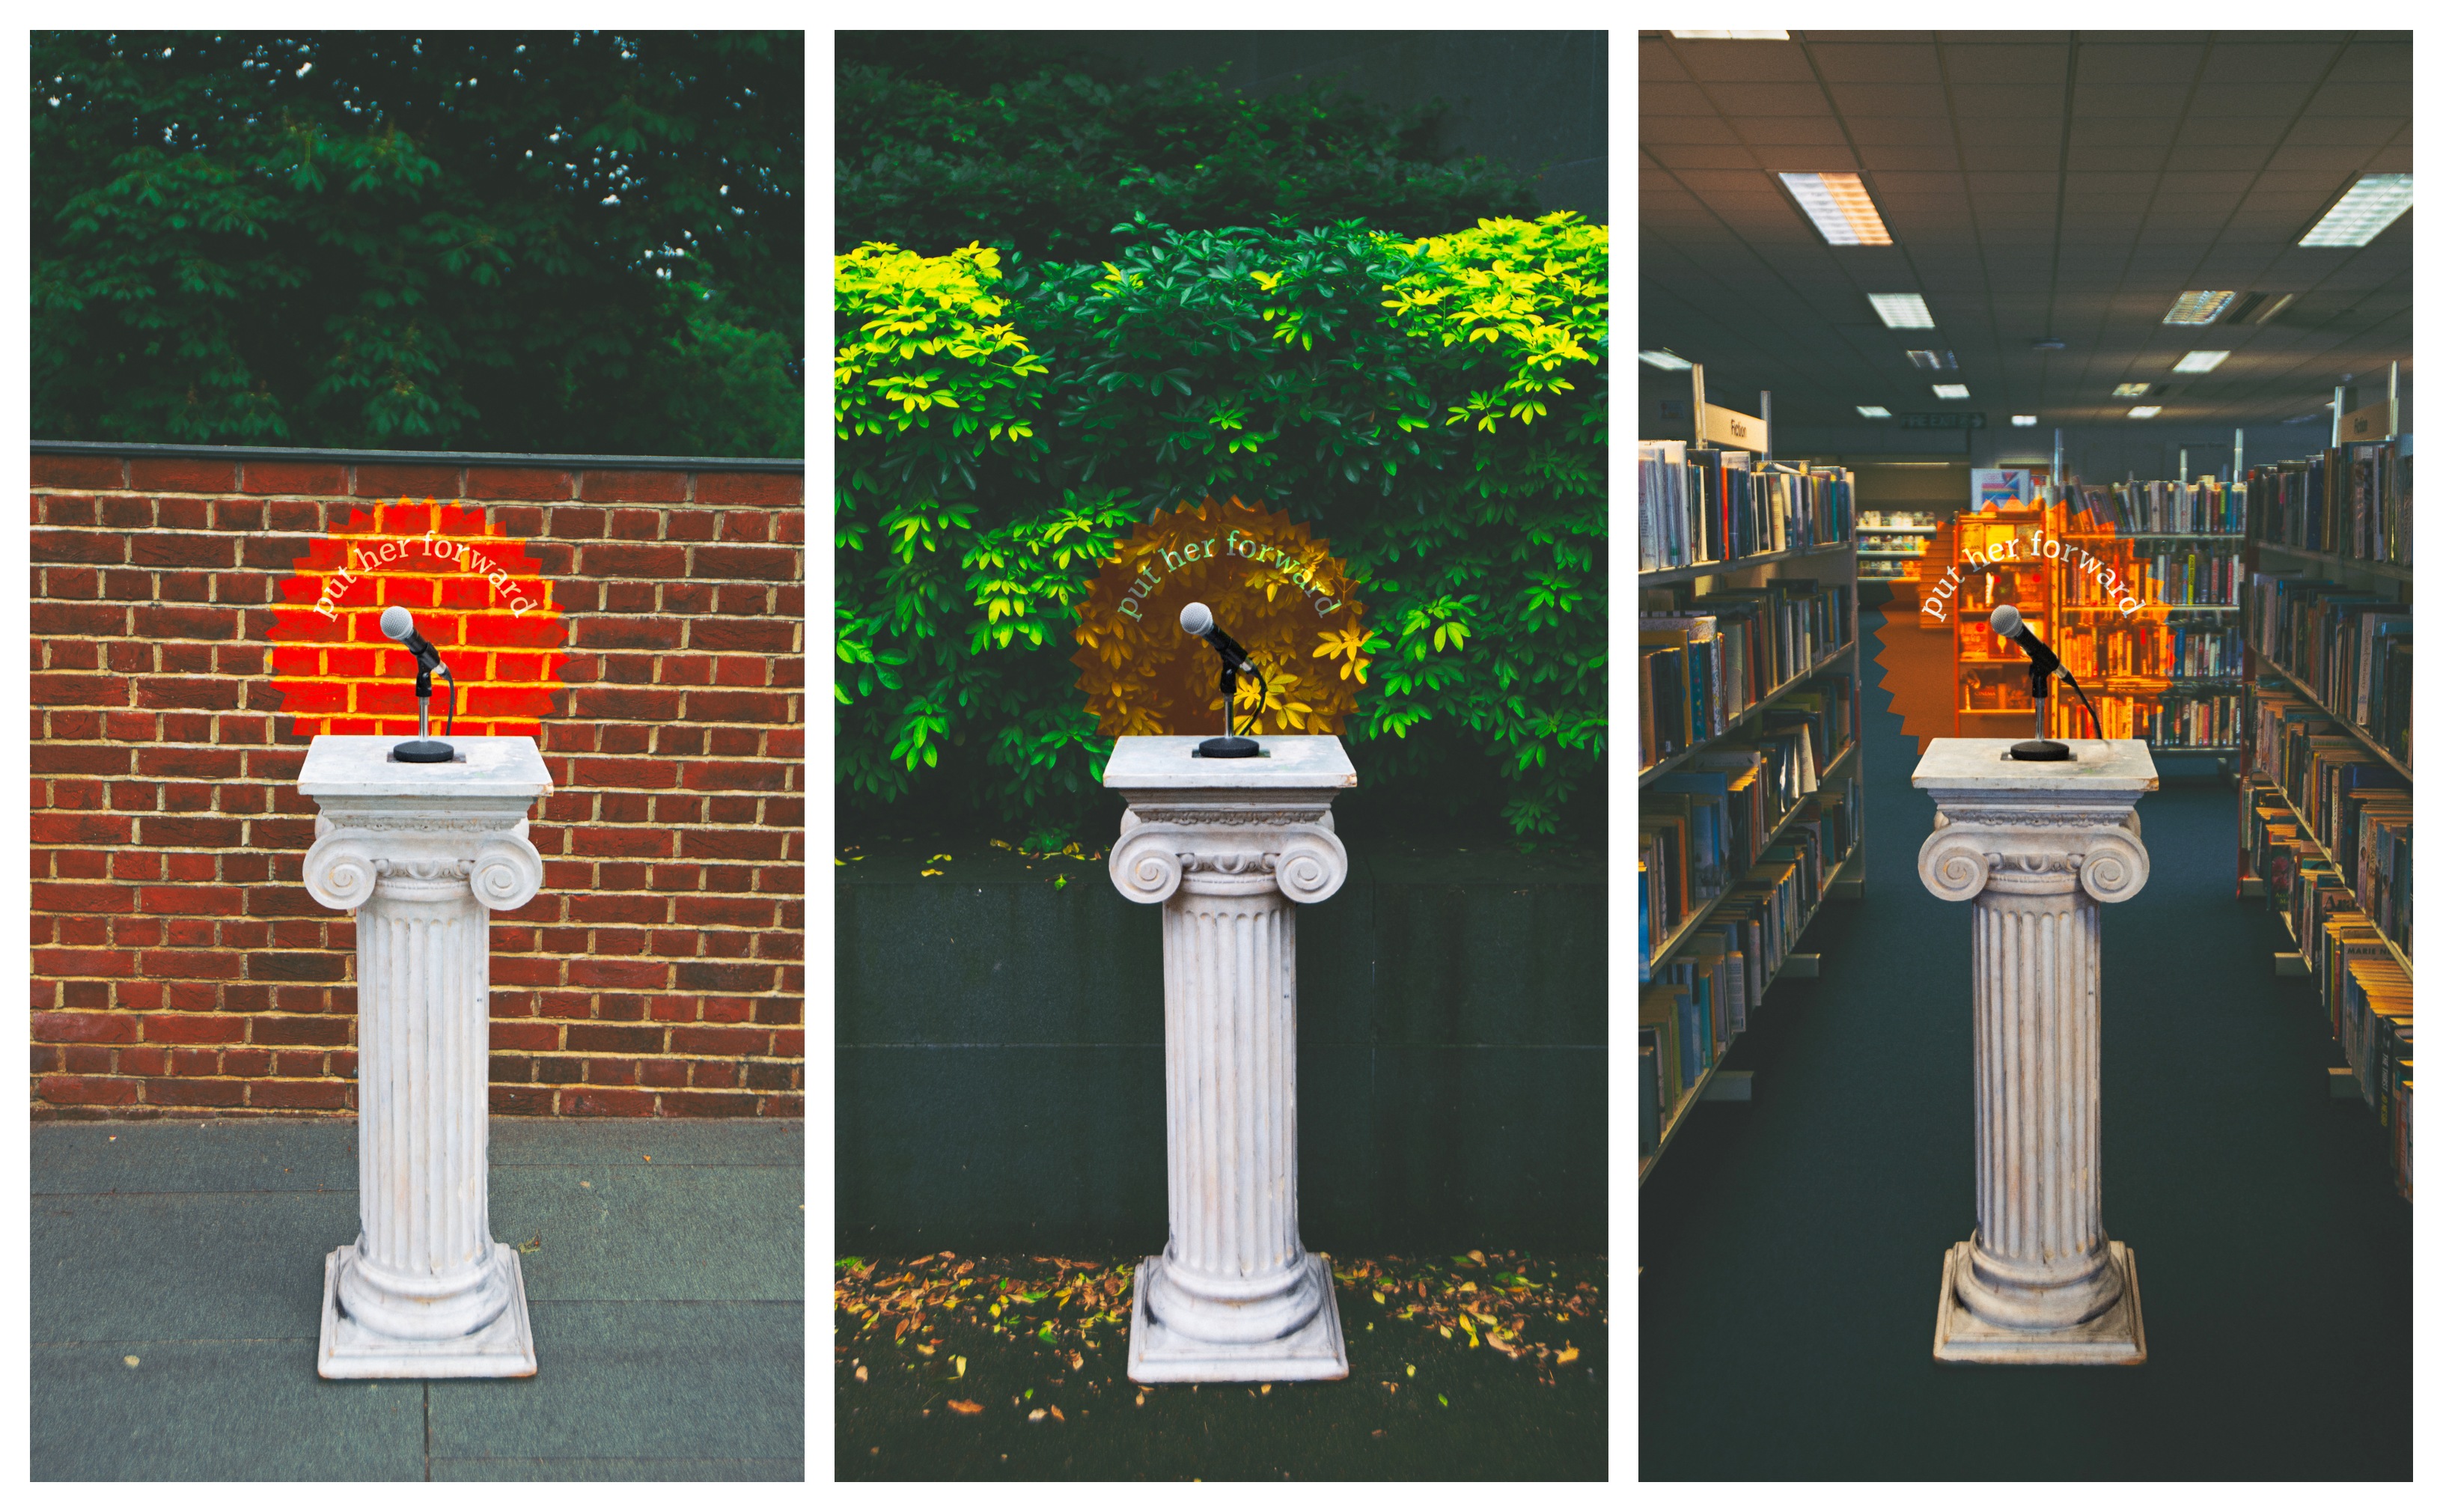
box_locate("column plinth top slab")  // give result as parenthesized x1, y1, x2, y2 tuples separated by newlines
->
(1910, 738, 2158, 806)
(1102, 735, 1355, 808)
(299, 735, 553, 802)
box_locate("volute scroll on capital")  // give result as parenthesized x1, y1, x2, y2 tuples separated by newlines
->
(1106, 811, 1349, 906)
(300, 826, 546, 912)
(1916, 811, 2150, 905)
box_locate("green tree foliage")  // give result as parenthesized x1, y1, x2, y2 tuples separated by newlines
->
(835, 213, 1605, 842)
(33, 31, 802, 454)
(836, 38, 1546, 267)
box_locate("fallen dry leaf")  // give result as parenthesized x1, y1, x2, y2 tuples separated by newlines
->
(946, 1399, 983, 1415)
(854, 1365, 868, 1383)
(1049, 1405, 1065, 1422)
(1028, 1408, 1046, 1422)
(1556, 1345, 1579, 1366)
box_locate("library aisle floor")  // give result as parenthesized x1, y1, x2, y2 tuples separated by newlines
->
(1638, 606, 2412, 1481)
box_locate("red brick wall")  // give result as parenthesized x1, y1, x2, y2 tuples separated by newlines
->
(29, 451, 806, 1119)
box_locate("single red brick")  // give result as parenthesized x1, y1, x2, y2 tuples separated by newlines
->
(34, 455, 127, 490)
(763, 1094, 805, 1118)
(662, 1088, 760, 1116)
(237, 460, 348, 496)
(687, 619, 797, 654)
(491, 1022, 563, 1053)
(692, 472, 802, 506)
(564, 1087, 659, 1116)
(353, 465, 462, 499)
(31, 1010, 141, 1044)
(490, 1085, 556, 1115)
(452, 467, 569, 502)
(248, 1079, 352, 1110)
(128, 457, 240, 493)
(567, 1023, 664, 1055)
(670, 1023, 771, 1057)
(152, 1076, 248, 1107)
(37, 1073, 141, 1106)
(576, 469, 691, 504)
(132, 534, 237, 569)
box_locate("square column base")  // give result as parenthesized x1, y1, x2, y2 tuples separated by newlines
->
(1933, 1240, 2145, 1365)
(1126, 1253, 1349, 1384)
(317, 1243, 538, 1380)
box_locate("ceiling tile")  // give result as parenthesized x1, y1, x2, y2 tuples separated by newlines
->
(2071, 117, 2177, 147)
(1846, 115, 1954, 145)
(1956, 117, 2062, 148)
(1950, 83, 2066, 117)
(1810, 43, 1945, 83)
(1640, 39, 1694, 82)
(1638, 82, 1718, 116)
(2285, 117, 2403, 147)
(1751, 146, 1861, 173)
(2360, 145, 2412, 173)
(2265, 144, 2377, 172)
(1867, 170, 1969, 198)
(2176, 118, 2290, 147)
(1858, 144, 1960, 171)
(1674, 40, 1823, 83)
(1704, 82, 1839, 117)
(2074, 44, 2206, 86)
(2068, 144, 2167, 172)
(1942, 44, 2069, 85)
(1827, 83, 1950, 117)
(1641, 117, 1745, 147)
(1958, 144, 2067, 171)
(1647, 144, 1765, 171)
(2325, 42, 2413, 84)
(2070, 86, 2184, 119)
(2201, 43, 2342, 84)
(2305, 79, 2411, 117)
(1737, 118, 1856, 147)
(2188, 84, 2314, 118)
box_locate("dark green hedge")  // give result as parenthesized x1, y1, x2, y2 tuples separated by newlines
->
(835, 210, 1607, 845)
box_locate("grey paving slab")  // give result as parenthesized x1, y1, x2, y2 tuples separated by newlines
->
(430, 1456, 803, 1481)
(34, 1191, 356, 1344)
(32, 1341, 426, 1481)
(428, 1302, 803, 1469)
(33, 1118, 359, 1195)
(494, 1164, 806, 1302)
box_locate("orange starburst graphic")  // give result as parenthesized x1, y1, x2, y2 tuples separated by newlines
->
(266, 500, 570, 737)
(1072, 496, 1367, 739)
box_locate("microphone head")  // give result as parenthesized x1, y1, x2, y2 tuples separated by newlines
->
(1179, 602, 1213, 637)
(1989, 603, 2022, 638)
(379, 606, 416, 642)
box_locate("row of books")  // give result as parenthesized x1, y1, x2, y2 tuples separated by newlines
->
(1638, 799, 1851, 1156)
(2060, 547, 2242, 608)
(2248, 683, 2412, 958)
(2049, 688, 2242, 747)
(2244, 572, 2413, 769)
(2076, 478, 2248, 536)
(1636, 441, 1855, 572)
(2247, 439, 2413, 567)
(1860, 557, 1918, 579)
(2057, 621, 2245, 680)
(1638, 581, 1855, 769)
(1638, 679, 1856, 977)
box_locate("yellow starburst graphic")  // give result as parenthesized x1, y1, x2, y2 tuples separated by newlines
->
(1072, 496, 1367, 739)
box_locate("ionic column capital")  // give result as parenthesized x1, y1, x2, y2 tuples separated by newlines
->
(1107, 810, 1348, 905)
(302, 808, 544, 912)
(1916, 804, 2151, 905)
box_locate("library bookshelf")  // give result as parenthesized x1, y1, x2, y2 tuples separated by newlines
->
(2234, 436, 2413, 1201)
(1637, 445, 1862, 1183)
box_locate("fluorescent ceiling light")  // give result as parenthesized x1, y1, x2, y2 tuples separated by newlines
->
(1932, 384, 1971, 400)
(1779, 172, 1894, 246)
(1671, 31, 1788, 39)
(2173, 350, 2230, 374)
(1869, 293, 1936, 329)
(2299, 174, 2413, 247)
(2127, 406, 2163, 418)
(2011, 415, 2039, 427)
(2114, 382, 2151, 397)
(2162, 290, 2236, 325)
(1905, 350, 1957, 370)
(1856, 406, 1891, 418)
(1639, 350, 1694, 371)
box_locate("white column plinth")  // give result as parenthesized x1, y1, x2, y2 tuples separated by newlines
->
(1913, 739, 2157, 1365)
(1104, 736, 1355, 1383)
(298, 735, 552, 1380)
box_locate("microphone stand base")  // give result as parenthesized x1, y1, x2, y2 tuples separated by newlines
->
(391, 740, 457, 764)
(1195, 737, 1262, 759)
(2007, 740, 2073, 762)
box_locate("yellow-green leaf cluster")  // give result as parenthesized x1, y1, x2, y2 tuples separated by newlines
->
(1375, 211, 1606, 433)
(834, 240, 1049, 444)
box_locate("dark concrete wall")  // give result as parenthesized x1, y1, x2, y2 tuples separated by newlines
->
(835, 841, 1606, 1255)
(1028, 30, 1609, 226)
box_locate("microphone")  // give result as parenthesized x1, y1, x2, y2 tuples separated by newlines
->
(1989, 603, 2059, 675)
(1180, 602, 1255, 674)
(379, 606, 448, 674)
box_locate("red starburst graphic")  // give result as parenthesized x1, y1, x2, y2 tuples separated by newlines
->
(267, 500, 569, 737)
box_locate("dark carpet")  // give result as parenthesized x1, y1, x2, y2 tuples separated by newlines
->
(1637, 607, 2413, 1481)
